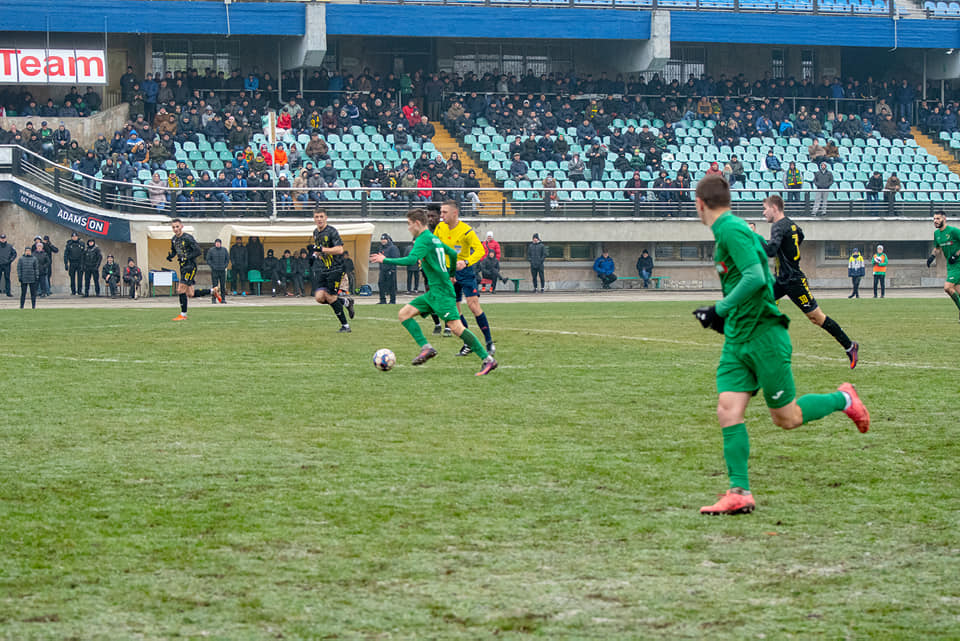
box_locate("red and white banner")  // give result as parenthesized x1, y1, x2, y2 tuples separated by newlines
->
(0, 48, 107, 85)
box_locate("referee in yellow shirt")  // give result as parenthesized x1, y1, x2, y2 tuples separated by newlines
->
(435, 200, 496, 355)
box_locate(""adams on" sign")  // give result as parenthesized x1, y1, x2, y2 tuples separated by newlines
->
(0, 48, 107, 85)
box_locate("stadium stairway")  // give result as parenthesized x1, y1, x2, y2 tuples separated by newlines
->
(432, 124, 516, 216)
(912, 127, 960, 175)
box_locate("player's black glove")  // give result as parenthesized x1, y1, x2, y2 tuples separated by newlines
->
(166, 252, 175, 262)
(950, 252, 960, 265)
(927, 254, 936, 268)
(693, 306, 725, 334)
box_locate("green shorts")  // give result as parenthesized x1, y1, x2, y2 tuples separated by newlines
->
(947, 264, 960, 285)
(716, 324, 796, 409)
(410, 290, 460, 323)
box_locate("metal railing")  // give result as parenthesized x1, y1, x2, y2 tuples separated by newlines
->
(2, 145, 946, 219)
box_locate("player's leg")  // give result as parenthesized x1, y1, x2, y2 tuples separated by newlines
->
(465, 295, 494, 353)
(701, 341, 757, 515)
(175, 281, 189, 320)
(944, 275, 960, 320)
(750, 326, 870, 433)
(404, 296, 438, 364)
(448, 317, 497, 375)
(803, 303, 858, 368)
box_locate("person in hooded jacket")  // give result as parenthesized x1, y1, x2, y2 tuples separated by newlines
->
(230, 237, 248, 295)
(82, 238, 102, 296)
(479, 250, 509, 294)
(263, 248, 282, 296)
(377, 233, 400, 304)
(0, 233, 15, 297)
(205, 239, 230, 303)
(246, 236, 265, 273)
(64, 231, 84, 294)
(102, 255, 121, 298)
(32, 239, 51, 297)
(17, 245, 39, 309)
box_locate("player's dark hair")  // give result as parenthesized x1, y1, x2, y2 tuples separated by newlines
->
(170, 218, 182, 224)
(934, 209, 946, 217)
(441, 199, 459, 211)
(695, 175, 731, 210)
(764, 194, 785, 211)
(407, 208, 428, 226)
(313, 208, 327, 217)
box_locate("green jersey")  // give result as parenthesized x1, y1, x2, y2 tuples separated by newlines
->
(383, 229, 458, 296)
(711, 212, 789, 343)
(934, 225, 960, 262)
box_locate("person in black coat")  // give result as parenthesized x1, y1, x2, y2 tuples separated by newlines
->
(205, 238, 230, 303)
(229, 237, 248, 295)
(527, 233, 546, 293)
(123, 258, 143, 299)
(101, 255, 121, 298)
(636, 249, 654, 288)
(377, 233, 400, 304)
(32, 239, 51, 297)
(246, 236, 264, 273)
(0, 233, 17, 296)
(63, 231, 84, 294)
(82, 238, 102, 296)
(263, 248, 281, 296)
(18, 246, 39, 308)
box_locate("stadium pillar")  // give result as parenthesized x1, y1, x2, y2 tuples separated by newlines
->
(595, 10, 670, 73)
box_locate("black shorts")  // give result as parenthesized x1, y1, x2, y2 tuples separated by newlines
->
(180, 262, 197, 286)
(312, 270, 342, 294)
(774, 277, 818, 314)
(453, 268, 480, 302)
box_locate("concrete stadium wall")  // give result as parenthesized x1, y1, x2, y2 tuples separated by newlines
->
(0, 104, 131, 149)
(0, 201, 136, 295)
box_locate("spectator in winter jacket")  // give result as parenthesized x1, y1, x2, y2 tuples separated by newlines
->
(377, 234, 400, 304)
(812, 162, 834, 216)
(636, 249, 654, 288)
(593, 249, 617, 289)
(483, 231, 502, 260)
(229, 237, 248, 294)
(205, 239, 230, 303)
(246, 236, 264, 272)
(32, 238, 52, 297)
(0, 233, 15, 297)
(527, 233, 546, 293)
(64, 231, 85, 294)
(102, 255, 121, 298)
(17, 245, 39, 308)
(263, 248, 282, 296)
(123, 258, 142, 299)
(479, 251, 509, 293)
(865, 171, 883, 202)
(847, 248, 865, 299)
(82, 238, 102, 296)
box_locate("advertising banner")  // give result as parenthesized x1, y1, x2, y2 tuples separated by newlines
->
(0, 181, 131, 241)
(0, 48, 107, 84)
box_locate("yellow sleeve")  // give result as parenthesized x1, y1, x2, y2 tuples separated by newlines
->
(461, 227, 486, 268)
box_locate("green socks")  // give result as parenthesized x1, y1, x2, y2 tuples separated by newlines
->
(951, 291, 960, 312)
(401, 318, 428, 347)
(722, 424, 750, 491)
(797, 391, 847, 424)
(460, 328, 488, 360)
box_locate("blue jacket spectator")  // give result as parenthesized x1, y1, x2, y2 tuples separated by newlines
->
(244, 74, 259, 92)
(594, 250, 617, 289)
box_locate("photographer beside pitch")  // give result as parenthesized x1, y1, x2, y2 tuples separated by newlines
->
(926, 210, 960, 322)
(692, 175, 869, 516)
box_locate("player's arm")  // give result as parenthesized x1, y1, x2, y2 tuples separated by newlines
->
(716, 228, 767, 318)
(184, 236, 202, 262)
(762, 222, 784, 258)
(167, 239, 176, 261)
(382, 235, 430, 267)
(927, 242, 941, 267)
(461, 229, 486, 268)
(443, 243, 459, 277)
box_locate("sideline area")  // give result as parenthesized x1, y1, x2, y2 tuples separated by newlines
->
(0, 287, 944, 311)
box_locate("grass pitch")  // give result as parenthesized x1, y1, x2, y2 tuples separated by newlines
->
(1, 298, 959, 640)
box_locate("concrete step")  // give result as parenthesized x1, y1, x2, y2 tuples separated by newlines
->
(912, 127, 960, 174)
(431, 123, 516, 216)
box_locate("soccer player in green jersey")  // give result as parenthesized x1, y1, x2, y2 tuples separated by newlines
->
(370, 208, 498, 376)
(926, 210, 960, 323)
(691, 176, 870, 516)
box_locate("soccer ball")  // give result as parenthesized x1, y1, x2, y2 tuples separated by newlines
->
(373, 348, 396, 371)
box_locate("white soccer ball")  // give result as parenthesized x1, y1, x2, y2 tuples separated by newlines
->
(373, 348, 396, 372)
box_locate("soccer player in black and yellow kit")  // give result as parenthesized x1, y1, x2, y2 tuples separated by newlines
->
(371, 208, 497, 375)
(169, 218, 220, 321)
(692, 176, 869, 516)
(761, 195, 859, 368)
(926, 210, 960, 322)
(309, 209, 355, 333)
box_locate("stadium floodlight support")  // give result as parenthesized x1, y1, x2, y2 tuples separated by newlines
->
(224, 0, 232, 38)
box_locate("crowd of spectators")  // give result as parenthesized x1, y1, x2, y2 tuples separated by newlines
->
(1, 66, 956, 212)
